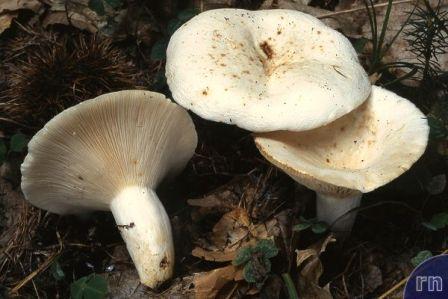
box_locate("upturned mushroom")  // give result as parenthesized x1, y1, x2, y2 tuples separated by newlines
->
(21, 90, 197, 288)
(166, 8, 371, 132)
(254, 86, 429, 232)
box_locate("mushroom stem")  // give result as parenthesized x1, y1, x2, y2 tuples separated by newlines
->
(110, 186, 174, 288)
(316, 192, 362, 232)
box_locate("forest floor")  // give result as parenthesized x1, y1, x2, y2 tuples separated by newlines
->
(0, 0, 447, 298)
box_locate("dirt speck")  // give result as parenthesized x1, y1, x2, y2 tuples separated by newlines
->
(160, 256, 169, 269)
(117, 222, 135, 230)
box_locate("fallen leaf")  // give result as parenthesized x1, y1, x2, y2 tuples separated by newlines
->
(193, 265, 244, 299)
(192, 246, 238, 262)
(43, 0, 102, 33)
(211, 208, 251, 249)
(363, 264, 383, 293)
(0, 0, 43, 34)
(187, 177, 248, 221)
(0, 0, 43, 13)
(0, 13, 16, 34)
(295, 234, 336, 299)
(192, 208, 280, 262)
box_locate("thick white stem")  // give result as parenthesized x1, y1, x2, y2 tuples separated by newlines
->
(316, 192, 362, 232)
(110, 186, 174, 288)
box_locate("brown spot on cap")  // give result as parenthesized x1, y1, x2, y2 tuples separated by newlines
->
(260, 41, 274, 60)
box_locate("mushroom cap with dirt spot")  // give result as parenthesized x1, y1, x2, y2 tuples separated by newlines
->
(254, 86, 429, 196)
(21, 90, 198, 214)
(166, 8, 371, 132)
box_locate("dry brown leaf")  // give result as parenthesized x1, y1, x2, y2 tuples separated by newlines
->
(0, 0, 42, 13)
(0, 13, 16, 34)
(188, 176, 250, 221)
(43, 0, 102, 33)
(0, 0, 43, 34)
(192, 246, 238, 262)
(211, 208, 250, 248)
(193, 265, 244, 299)
(295, 234, 336, 299)
(192, 208, 280, 262)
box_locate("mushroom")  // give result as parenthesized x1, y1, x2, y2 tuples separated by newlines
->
(21, 90, 197, 288)
(166, 9, 371, 132)
(254, 86, 429, 232)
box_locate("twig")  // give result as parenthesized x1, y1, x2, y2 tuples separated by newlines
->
(378, 248, 448, 298)
(317, 0, 413, 19)
(9, 232, 63, 294)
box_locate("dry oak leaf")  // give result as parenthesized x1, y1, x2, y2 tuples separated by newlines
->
(193, 265, 244, 299)
(0, 0, 43, 34)
(296, 234, 336, 299)
(192, 208, 279, 262)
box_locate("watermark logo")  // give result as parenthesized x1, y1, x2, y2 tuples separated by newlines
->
(404, 255, 448, 298)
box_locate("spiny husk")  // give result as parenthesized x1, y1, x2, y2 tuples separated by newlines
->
(0, 28, 139, 132)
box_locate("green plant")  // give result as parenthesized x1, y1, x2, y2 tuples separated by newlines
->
(70, 273, 108, 299)
(293, 216, 328, 234)
(363, 0, 418, 84)
(50, 260, 65, 281)
(281, 273, 299, 299)
(422, 212, 448, 231)
(0, 133, 28, 165)
(405, 0, 448, 82)
(411, 250, 433, 267)
(233, 239, 279, 287)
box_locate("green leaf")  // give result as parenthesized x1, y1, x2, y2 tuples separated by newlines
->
(262, 256, 272, 273)
(255, 239, 278, 259)
(89, 0, 105, 15)
(51, 261, 65, 281)
(71, 276, 89, 299)
(293, 222, 312, 232)
(104, 0, 122, 9)
(422, 221, 438, 231)
(0, 140, 6, 164)
(150, 39, 168, 61)
(411, 250, 433, 267)
(311, 222, 328, 234)
(9, 134, 28, 153)
(242, 260, 258, 283)
(70, 274, 107, 299)
(233, 247, 253, 266)
(429, 212, 448, 230)
(167, 18, 184, 36)
(177, 8, 198, 21)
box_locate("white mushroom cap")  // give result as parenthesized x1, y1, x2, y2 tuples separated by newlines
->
(21, 90, 197, 214)
(166, 8, 371, 132)
(254, 86, 429, 196)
